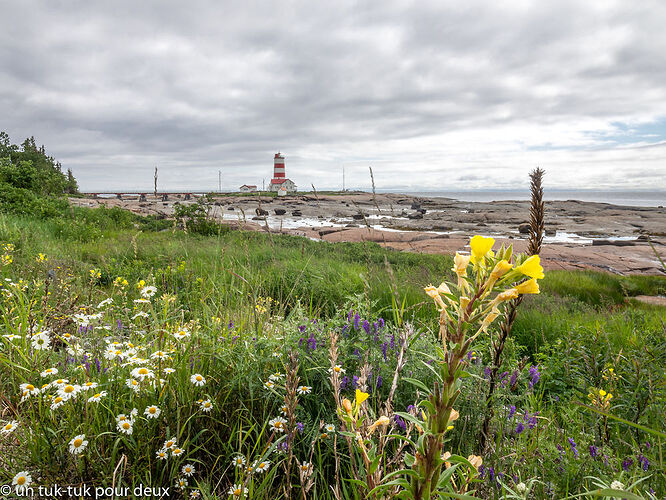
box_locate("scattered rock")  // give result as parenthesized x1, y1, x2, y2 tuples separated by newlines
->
(274, 209, 286, 215)
(545, 228, 557, 236)
(292, 210, 302, 216)
(255, 208, 269, 216)
(408, 213, 423, 220)
(410, 202, 421, 210)
(227, 206, 235, 210)
(352, 214, 365, 220)
(518, 223, 531, 234)
(592, 239, 636, 247)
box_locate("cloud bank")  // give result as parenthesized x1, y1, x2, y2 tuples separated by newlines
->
(1, 0, 665, 191)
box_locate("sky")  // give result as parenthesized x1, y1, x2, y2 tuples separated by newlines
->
(1, 0, 666, 192)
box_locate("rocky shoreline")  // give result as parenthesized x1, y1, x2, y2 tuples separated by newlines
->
(70, 192, 666, 276)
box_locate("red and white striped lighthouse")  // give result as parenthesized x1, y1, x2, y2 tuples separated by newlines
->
(269, 152, 297, 193)
(273, 153, 286, 181)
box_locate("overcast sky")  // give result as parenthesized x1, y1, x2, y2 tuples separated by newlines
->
(2, 0, 665, 192)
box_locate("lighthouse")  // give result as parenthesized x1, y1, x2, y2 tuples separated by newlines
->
(268, 153, 297, 193)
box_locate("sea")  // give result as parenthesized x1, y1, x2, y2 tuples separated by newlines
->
(397, 190, 665, 208)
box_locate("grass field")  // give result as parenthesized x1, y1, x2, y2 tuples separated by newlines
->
(1, 209, 664, 499)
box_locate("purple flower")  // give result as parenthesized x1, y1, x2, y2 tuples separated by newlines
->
(568, 437, 579, 458)
(525, 411, 538, 429)
(508, 405, 516, 419)
(589, 445, 598, 459)
(340, 376, 349, 390)
(638, 454, 649, 471)
(528, 365, 540, 388)
(228, 320, 234, 330)
(622, 457, 633, 471)
(515, 422, 525, 435)
(306, 333, 317, 351)
(382, 342, 388, 362)
(341, 324, 349, 336)
(510, 370, 519, 388)
(116, 319, 123, 331)
(353, 313, 360, 330)
(352, 375, 359, 388)
(375, 375, 383, 389)
(389, 334, 395, 351)
(94, 358, 101, 373)
(500, 371, 510, 387)
(362, 320, 370, 335)
(478, 465, 486, 478)
(378, 318, 385, 329)
(298, 325, 307, 333)
(406, 404, 416, 413)
(353, 349, 361, 361)
(393, 415, 406, 431)
(296, 422, 305, 434)
(484, 367, 492, 380)
(347, 309, 354, 322)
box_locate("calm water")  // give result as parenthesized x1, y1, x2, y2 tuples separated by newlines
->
(400, 190, 665, 207)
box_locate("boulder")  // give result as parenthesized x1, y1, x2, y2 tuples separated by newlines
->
(255, 208, 269, 216)
(274, 209, 286, 215)
(518, 223, 531, 234)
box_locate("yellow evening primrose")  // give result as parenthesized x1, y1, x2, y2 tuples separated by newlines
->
(469, 235, 495, 263)
(355, 389, 369, 409)
(515, 278, 540, 295)
(424, 285, 446, 310)
(515, 255, 545, 280)
(452, 252, 470, 276)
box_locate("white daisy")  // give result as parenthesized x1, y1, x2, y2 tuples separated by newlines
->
(88, 391, 107, 403)
(12, 471, 32, 488)
(1, 420, 19, 435)
(268, 416, 287, 433)
(268, 372, 284, 382)
(57, 384, 81, 400)
(190, 490, 201, 499)
(280, 404, 288, 416)
(164, 368, 176, 374)
(296, 385, 312, 395)
(66, 343, 85, 356)
(328, 365, 346, 375)
(50, 396, 66, 410)
(253, 460, 270, 473)
(232, 455, 246, 468)
(173, 329, 190, 340)
(181, 463, 196, 476)
(264, 380, 275, 389)
(156, 449, 169, 460)
(131, 367, 155, 380)
(299, 461, 312, 477)
(126, 378, 141, 392)
(325, 424, 336, 433)
(81, 381, 98, 391)
(190, 374, 206, 386)
(69, 434, 88, 454)
(228, 484, 247, 498)
(144, 405, 161, 419)
(97, 297, 113, 308)
(151, 350, 170, 360)
(140, 285, 158, 298)
(199, 399, 213, 412)
(2, 333, 20, 341)
(105, 346, 123, 360)
(171, 447, 184, 457)
(163, 438, 178, 450)
(175, 477, 188, 490)
(40, 367, 58, 377)
(49, 378, 68, 389)
(32, 334, 51, 350)
(117, 420, 134, 435)
(132, 311, 149, 319)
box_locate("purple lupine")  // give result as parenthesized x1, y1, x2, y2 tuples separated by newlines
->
(362, 320, 370, 335)
(622, 457, 633, 471)
(382, 342, 388, 362)
(295, 422, 305, 434)
(375, 375, 383, 389)
(353, 313, 360, 330)
(528, 365, 540, 388)
(487, 467, 495, 482)
(117, 319, 123, 331)
(347, 309, 354, 322)
(525, 412, 538, 429)
(298, 337, 305, 348)
(478, 465, 486, 478)
(568, 437, 579, 458)
(510, 370, 519, 388)
(406, 404, 416, 414)
(508, 405, 516, 419)
(352, 375, 359, 388)
(378, 318, 385, 329)
(589, 445, 598, 459)
(94, 358, 101, 373)
(298, 325, 307, 333)
(306, 333, 317, 351)
(353, 349, 361, 361)
(389, 334, 395, 350)
(393, 415, 406, 431)
(515, 422, 525, 435)
(340, 376, 349, 390)
(500, 371, 510, 387)
(637, 454, 649, 471)
(232, 335, 239, 344)
(341, 324, 349, 336)
(484, 367, 492, 380)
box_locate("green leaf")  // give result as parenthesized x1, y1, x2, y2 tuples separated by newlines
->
(403, 377, 430, 393)
(562, 489, 644, 500)
(576, 403, 666, 439)
(404, 453, 415, 467)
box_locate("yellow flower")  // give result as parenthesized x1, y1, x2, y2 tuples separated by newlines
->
(468, 455, 483, 469)
(495, 288, 519, 302)
(36, 253, 48, 262)
(368, 416, 390, 434)
(515, 278, 540, 295)
(481, 308, 500, 332)
(515, 255, 544, 280)
(342, 398, 353, 415)
(452, 252, 470, 276)
(490, 260, 513, 279)
(355, 389, 369, 406)
(470, 235, 495, 263)
(599, 389, 606, 397)
(424, 285, 446, 311)
(437, 282, 451, 295)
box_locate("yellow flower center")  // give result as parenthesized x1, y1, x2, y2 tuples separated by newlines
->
(74, 438, 83, 447)
(149, 407, 156, 414)
(166, 441, 174, 447)
(93, 393, 101, 398)
(64, 385, 74, 393)
(123, 422, 130, 429)
(3, 424, 10, 430)
(54, 397, 63, 403)
(26, 384, 35, 391)
(139, 368, 148, 375)
(275, 422, 283, 428)
(196, 375, 202, 381)
(17, 476, 26, 485)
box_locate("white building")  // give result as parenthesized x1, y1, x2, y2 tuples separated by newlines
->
(239, 184, 257, 193)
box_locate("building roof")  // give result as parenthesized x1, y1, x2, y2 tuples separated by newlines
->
(269, 178, 294, 185)
(239, 184, 257, 188)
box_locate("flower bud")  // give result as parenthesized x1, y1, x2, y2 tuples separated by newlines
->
(342, 398, 353, 415)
